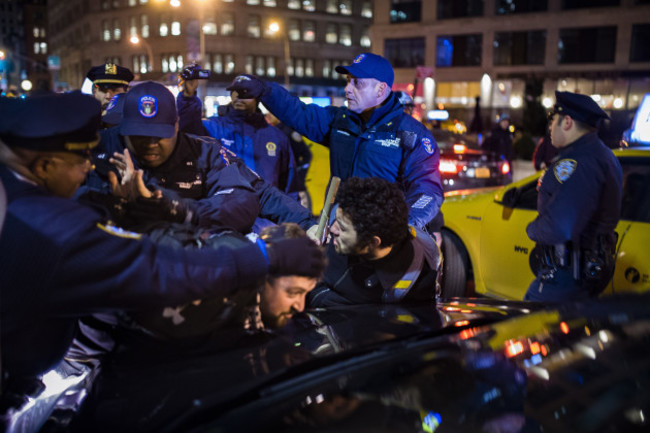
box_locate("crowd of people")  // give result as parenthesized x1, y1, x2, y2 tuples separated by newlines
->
(0, 51, 622, 425)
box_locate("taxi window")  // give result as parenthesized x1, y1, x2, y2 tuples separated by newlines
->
(620, 158, 650, 223)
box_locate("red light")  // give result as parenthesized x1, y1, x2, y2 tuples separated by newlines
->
(459, 328, 475, 339)
(439, 160, 459, 174)
(500, 161, 511, 175)
(541, 345, 548, 356)
(530, 341, 541, 355)
(505, 340, 525, 358)
(560, 322, 570, 334)
(454, 320, 470, 327)
(453, 144, 467, 154)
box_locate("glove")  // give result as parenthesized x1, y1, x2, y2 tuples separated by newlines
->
(265, 237, 325, 278)
(127, 196, 193, 225)
(226, 74, 268, 100)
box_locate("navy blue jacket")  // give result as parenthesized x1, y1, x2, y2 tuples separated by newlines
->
(84, 129, 315, 232)
(203, 108, 297, 193)
(0, 164, 268, 378)
(176, 92, 207, 136)
(260, 83, 443, 229)
(527, 132, 622, 249)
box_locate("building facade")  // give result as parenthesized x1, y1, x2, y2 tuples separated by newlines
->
(373, 0, 650, 133)
(47, 0, 373, 110)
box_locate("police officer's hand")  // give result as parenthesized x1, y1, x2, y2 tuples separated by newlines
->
(127, 193, 193, 225)
(227, 74, 268, 100)
(266, 237, 325, 278)
(108, 149, 153, 201)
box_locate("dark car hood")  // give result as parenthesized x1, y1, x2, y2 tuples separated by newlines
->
(75, 295, 650, 433)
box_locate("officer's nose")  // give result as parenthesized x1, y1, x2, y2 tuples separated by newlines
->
(330, 220, 340, 236)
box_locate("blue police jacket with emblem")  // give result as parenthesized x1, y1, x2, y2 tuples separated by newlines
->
(203, 108, 298, 194)
(526, 132, 622, 248)
(260, 84, 443, 229)
(82, 129, 315, 233)
(0, 163, 269, 379)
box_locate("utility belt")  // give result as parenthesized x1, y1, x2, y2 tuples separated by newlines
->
(530, 234, 616, 291)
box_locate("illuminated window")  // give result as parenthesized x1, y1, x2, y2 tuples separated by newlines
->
(360, 28, 371, 47)
(245, 55, 254, 74)
(139, 0, 148, 4)
(326, 23, 337, 44)
(40, 42, 47, 54)
(113, 19, 121, 41)
(133, 54, 149, 74)
(221, 12, 235, 36)
(203, 15, 217, 35)
(130, 16, 138, 37)
(102, 19, 111, 41)
(340, 0, 352, 15)
(288, 0, 300, 9)
(113, 0, 120, 8)
(171, 21, 181, 36)
(361, 1, 373, 17)
(256, 56, 265, 75)
(288, 19, 300, 41)
(248, 15, 261, 38)
(303, 20, 315, 42)
(34, 42, 40, 54)
(303, 0, 315, 11)
(266, 56, 276, 76)
(40, 28, 46, 38)
(340, 24, 351, 46)
(263, 0, 277, 6)
(247, 0, 260, 4)
(160, 15, 169, 37)
(129, 0, 136, 6)
(326, 0, 338, 13)
(224, 53, 235, 73)
(33, 27, 39, 38)
(295, 58, 304, 77)
(141, 15, 149, 38)
(323, 59, 332, 77)
(212, 53, 224, 73)
(305, 58, 314, 77)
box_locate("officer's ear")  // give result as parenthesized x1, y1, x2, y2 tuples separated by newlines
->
(31, 155, 54, 182)
(369, 235, 383, 250)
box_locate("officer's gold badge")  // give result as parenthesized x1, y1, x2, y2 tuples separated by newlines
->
(105, 63, 118, 75)
(266, 142, 277, 157)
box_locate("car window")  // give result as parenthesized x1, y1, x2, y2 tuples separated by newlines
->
(621, 158, 650, 223)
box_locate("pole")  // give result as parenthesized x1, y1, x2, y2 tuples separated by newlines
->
(283, 34, 290, 89)
(316, 176, 341, 244)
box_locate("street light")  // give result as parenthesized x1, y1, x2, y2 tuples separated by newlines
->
(268, 21, 290, 89)
(130, 35, 153, 73)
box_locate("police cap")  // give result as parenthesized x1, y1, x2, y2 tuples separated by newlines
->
(553, 91, 610, 128)
(0, 91, 101, 152)
(120, 81, 177, 138)
(86, 63, 134, 86)
(335, 53, 395, 87)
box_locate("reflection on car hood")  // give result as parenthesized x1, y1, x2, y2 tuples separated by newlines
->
(76, 295, 650, 433)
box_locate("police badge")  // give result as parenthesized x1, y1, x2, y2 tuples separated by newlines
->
(553, 159, 577, 183)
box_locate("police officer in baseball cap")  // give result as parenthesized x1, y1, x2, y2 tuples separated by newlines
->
(525, 90, 622, 303)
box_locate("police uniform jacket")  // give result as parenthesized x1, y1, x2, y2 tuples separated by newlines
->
(260, 84, 443, 229)
(526, 132, 622, 250)
(85, 128, 315, 232)
(176, 92, 207, 136)
(0, 164, 269, 379)
(202, 108, 298, 193)
(307, 230, 439, 307)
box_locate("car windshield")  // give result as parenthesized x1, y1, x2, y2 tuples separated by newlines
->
(431, 130, 480, 150)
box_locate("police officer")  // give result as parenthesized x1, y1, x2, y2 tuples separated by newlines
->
(224, 53, 444, 231)
(86, 63, 134, 112)
(203, 76, 298, 195)
(0, 91, 324, 385)
(525, 91, 623, 302)
(82, 81, 316, 235)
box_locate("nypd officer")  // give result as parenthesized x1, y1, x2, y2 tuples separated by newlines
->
(223, 53, 444, 232)
(0, 91, 324, 385)
(86, 63, 134, 112)
(525, 91, 622, 302)
(203, 76, 298, 195)
(82, 81, 317, 235)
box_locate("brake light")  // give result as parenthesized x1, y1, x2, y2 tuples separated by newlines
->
(453, 144, 467, 154)
(439, 160, 458, 174)
(500, 160, 511, 175)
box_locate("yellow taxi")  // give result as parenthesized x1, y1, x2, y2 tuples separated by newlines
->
(440, 146, 650, 299)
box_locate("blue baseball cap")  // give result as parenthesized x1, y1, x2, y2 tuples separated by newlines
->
(120, 81, 177, 138)
(553, 91, 610, 128)
(0, 91, 100, 152)
(335, 53, 394, 87)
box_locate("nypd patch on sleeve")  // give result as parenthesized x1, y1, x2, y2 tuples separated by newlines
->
(97, 223, 142, 240)
(553, 159, 577, 184)
(421, 137, 434, 155)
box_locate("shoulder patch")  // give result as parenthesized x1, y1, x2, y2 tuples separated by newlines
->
(97, 223, 142, 240)
(421, 137, 434, 155)
(553, 159, 577, 183)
